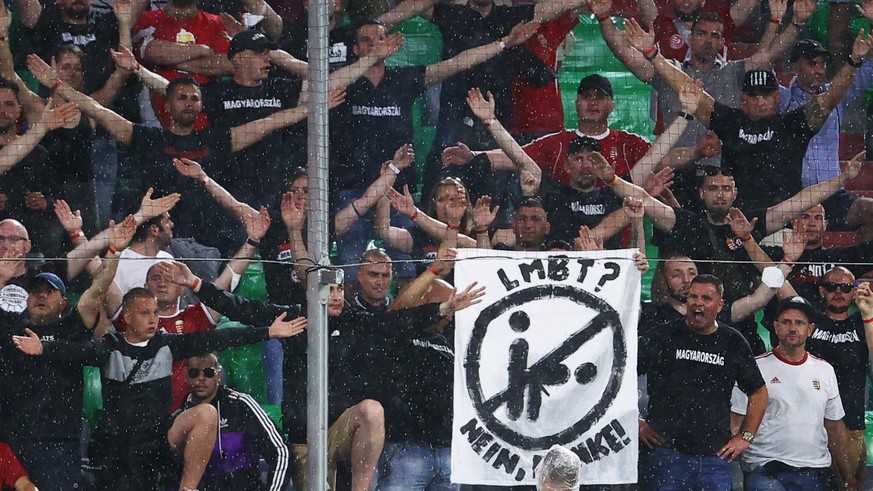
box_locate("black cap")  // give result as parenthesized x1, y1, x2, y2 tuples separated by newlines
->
(228, 29, 277, 59)
(568, 136, 600, 154)
(30, 272, 67, 295)
(577, 74, 613, 98)
(774, 296, 817, 322)
(789, 39, 829, 63)
(742, 69, 779, 94)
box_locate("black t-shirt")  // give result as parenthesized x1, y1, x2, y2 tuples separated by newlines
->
(640, 318, 764, 455)
(656, 207, 778, 303)
(0, 144, 52, 211)
(38, 116, 94, 183)
(0, 310, 92, 440)
(639, 301, 684, 337)
(542, 184, 623, 248)
(806, 312, 869, 430)
(260, 220, 307, 306)
(129, 125, 236, 246)
(331, 65, 427, 190)
(279, 20, 356, 70)
(708, 102, 817, 210)
(201, 77, 305, 198)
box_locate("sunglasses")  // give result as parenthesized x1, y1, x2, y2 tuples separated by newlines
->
(187, 367, 217, 379)
(821, 282, 857, 293)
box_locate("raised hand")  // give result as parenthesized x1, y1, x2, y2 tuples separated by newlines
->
(623, 18, 655, 54)
(54, 200, 83, 234)
(851, 28, 873, 62)
(281, 191, 306, 231)
(390, 143, 415, 171)
(12, 328, 43, 356)
(696, 131, 723, 158)
(726, 207, 757, 239)
(678, 78, 703, 114)
(589, 0, 613, 20)
(373, 32, 405, 60)
(386, 185, 417, 217)
(39, 100, 79, 130)
(113, 0, 134, 25)
(328, 86, 346, 109)
(153, 261, 197, 287)
(139, 187, 181, 220)
(842, 150, 866, 182)
(503, 21, 541, 47)
(25, 191, 47, 211)
(220, 12, 247, 37)
(623, 196, 644, 220)
(589, 151, 615, 182)
(792, 0, 818, 23)
(472, 195, 499, 228)
(856, 281, 873, 318)
(0, 3, 10, 38)
(768, 0, 788, 22)
(781, 219, 807, 263)
(442, 142, 474, 166)
(574, 226, 602, 251)
(108, 214, 137, 251)
(644, 166, 674, 199)
(173, 157, 207, 180)
(110, 45, 139, 71)
(267, 312, 308, 338)
(27, 54, 58, 88)
(858, 0, 873, 22)
(466, 88, 496, 122)
(633, 251, 650, 273)
(442, 282, 486, 314)
(431, 247, 457, 277)
(244, 206, 271, 241)
(520, 170, 540, 196)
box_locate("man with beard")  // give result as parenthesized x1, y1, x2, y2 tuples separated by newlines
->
(592, 142, 864, 353)
(805, 267, 869, 490)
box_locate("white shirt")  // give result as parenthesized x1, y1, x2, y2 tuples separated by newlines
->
(113, 248, 174, 294)
(731, 350, 844, 469)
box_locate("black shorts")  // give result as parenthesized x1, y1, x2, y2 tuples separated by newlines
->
(822, 190, 857, 231)
(89, 421, 181, 491)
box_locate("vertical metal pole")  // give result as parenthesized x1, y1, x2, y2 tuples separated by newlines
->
(306, 0, 330, 487)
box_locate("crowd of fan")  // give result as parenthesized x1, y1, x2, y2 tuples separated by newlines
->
(0, 0, 870, 487)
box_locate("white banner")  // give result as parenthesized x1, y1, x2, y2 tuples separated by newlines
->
(451, 249, 640, 486)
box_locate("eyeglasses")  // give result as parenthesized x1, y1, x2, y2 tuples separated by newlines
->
(187, 367, 217, 378)
(821, 282, 857, 293)
(0, 235, 28, 244)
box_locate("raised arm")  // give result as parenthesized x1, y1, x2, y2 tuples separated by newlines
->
(13, 0, 41, 28)
(624, 18, 716, 126)
(280, 190, 310, 288)
(591, 150, 678, 231)
(533, 0, 586, 23)
(112, 45, 169, 96)
(240, 0, 283, 40)
(857, 281, 873, 364)
(78, 215, 137, 329)
(389, 248, 455, 311)
(424, 22, 539, 86)
(28, 54, 135, 145)
(114, 0, 134, 49)
(328, 33, 403, 89)
(804, 31, 872, 130)
(230, 87, 344, 152)
(764, 151, 865, 233)
(593, 0, 656, 83)
(745, 0, 816, 70)
(386, 185, 476, 246)
(173, 157, 257, 221)
(374, 196, 413, 253)
(0, 102, 77, 174)
(465, 88, 543, 183)
(377, 0, 439, 28)
(0, 5, 44, 119)
(215, 207, 271, 293)
(334, 144, 414, 236)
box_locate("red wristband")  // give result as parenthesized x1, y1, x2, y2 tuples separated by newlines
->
(596, 13, 610, 22)
(643, 46, 659, 61)
(107, 247, 118, 255)
(447, 223, 460, 231)
(51, 79, 62, 92)
(606, 175, 619, 186)
(740, 234, 752, 243)
(428, 266, 441, 276)
(410, 209, 419, 221)
(69, 230, 83, 240)
(475, 227, 488, 235)
(483, 118, 496, 128)
(191, 277, 202, 291)
(770, 17, 780, 24)
(863, 318, 873, 325)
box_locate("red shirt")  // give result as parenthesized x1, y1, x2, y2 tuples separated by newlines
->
(114, 302, 217, 411)
(132, 8, 229, 130)
(523, 128, 651, 184)
(510, 13, 579, 135)
(0, 443, 27, 488)
(652, 9, 735, 62)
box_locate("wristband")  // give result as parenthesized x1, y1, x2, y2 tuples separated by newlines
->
(446, 223, 460, 231)
(387, 162, 401, 175)
(847, 54, 863, 68)
(201, 176, 210, 186)
(863, 318, 873, 325)
(107, 247, 119, 256)
(740, 234, 752, 243)
(475, 226, 489, 235)
(676, 111, 695, 121)
(483, 118, 496, 128)
(246, 237, 261, 248)
(769, 17, 780, 25)
(69, 230, 84, 240)
(409, 209, 419, 221)
(351, 202, 363, 218)
(0, 35, 7, 42)
(791, 20, 805, 30)
(606, 174, 619, 186)
(428, 266, 441, 276)
(780, 257, 794, 267)
(191, 277, 202, 291)
(51, 79, 63, 92)
(643, 46, 659, 61)
(497, 40, 507, 50)
(596, 13, 610, 22)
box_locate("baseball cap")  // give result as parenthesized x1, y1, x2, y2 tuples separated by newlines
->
(228, 29, 277, 59)
(30, 272, 67, 295)
(742, 69, 779, 94)
(789, 39, 829, 63)
(774, 296, 817, 322)
(577, 74, 614, 98)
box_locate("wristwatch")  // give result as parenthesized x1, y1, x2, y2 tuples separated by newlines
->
(741, 431, 755, 443)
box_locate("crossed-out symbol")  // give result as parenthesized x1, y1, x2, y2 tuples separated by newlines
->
(465, 284, 626, 451)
